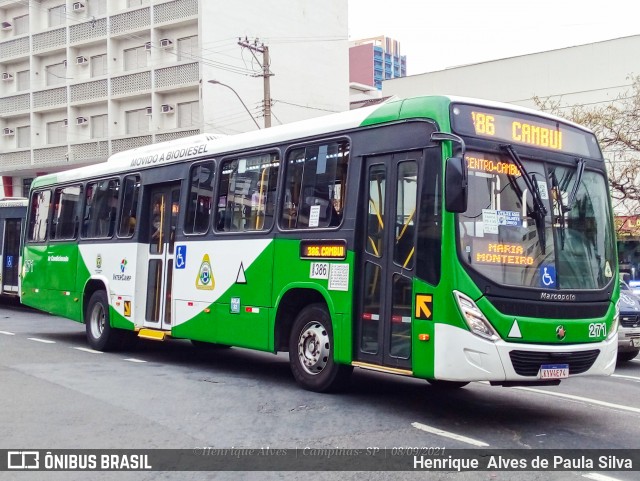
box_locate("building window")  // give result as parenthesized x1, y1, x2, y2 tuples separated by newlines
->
(91, 54, 108, 77)
(17, 126, 30, 149)
(89, 0, 107, 16)
(124, 46, 147, 71)
(177, 35, 198, 61)
(125, 109, 150, 135)
(48, 4, 66, 28)
(177, 101, 199, 128)
(127, 0, 150, 7)
(46, 120, 66, 145)
(45, 62, 66, 86)
(16, 70, 30, 91)
(91, 114, 107, 139)
(13, 14, 29, 35)
(22, 178, 34, 196)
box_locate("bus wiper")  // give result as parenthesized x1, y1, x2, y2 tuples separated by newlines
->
(500, 144, 548, 253)
(500, 144, 547, 217)
(565, 157, 586, 211)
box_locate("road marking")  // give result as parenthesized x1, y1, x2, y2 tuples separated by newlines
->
(123, 358, 147, 363)
(0, 330, 15, 335)
(73, 347, 103, 354)
(611, 373, 640, 382)
(512, 386, 640, 414)
(27, 338, 55, 344)
(411, 422, 489, 447)
(582, 473, 624, 481)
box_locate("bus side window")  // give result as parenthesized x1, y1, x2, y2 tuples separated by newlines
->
(185, 162, 214, 235)
(281, 141, 349, 229)
(215, 153, 279, 233)
(27, 190, 52, 242)
(50, 185, 82, 241)
(82, 179, 120, 239)
(118, 175, 141, 238)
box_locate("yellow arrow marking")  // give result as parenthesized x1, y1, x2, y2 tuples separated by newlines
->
(123, 300, 131, 317)
(415, 294, 433, 320)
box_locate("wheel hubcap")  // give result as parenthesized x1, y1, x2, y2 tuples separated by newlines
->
(298, 321, 330, 375)
(90, 303, 105, 339)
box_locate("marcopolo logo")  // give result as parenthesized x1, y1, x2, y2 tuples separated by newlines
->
(113, 258, 132, 282)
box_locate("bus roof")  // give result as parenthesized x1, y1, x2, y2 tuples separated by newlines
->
(30, 95, 594, 189)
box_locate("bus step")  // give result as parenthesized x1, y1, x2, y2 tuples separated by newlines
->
(137, 329, 168, 341)
(352, 361, 413, 376)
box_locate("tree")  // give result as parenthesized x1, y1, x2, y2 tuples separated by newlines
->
(534, 75, 640, 215)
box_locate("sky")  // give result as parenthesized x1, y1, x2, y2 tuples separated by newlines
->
(348, 0, 640, 76)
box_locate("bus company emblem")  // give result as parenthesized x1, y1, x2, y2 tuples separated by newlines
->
(556, 325, 566, 340)
(196, 254, 215, 290)
(112, 258, 132, 281)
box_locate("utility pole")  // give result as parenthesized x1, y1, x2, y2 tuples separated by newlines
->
(238, 37, 273, 128)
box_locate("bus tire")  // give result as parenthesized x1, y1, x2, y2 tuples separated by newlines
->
(617, 349, 639, 363)
(426, 379, 469, 389)
(85, 290, 120, 351)
(289, 303, 352, 393)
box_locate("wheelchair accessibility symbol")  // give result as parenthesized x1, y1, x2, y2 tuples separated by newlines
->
(176, 245, 186, 269)
(540, 265, 556, 288)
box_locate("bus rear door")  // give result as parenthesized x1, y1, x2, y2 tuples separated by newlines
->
(144, 183, 181, 331)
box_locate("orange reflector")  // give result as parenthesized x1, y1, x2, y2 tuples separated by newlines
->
(418, 333, 430, 341)
(204, 308, 211, 313)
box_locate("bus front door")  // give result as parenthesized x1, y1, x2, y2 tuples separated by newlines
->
(144, 184, 180, 331)
(356, 152, 420, 371)
(1, 218, 21, 295)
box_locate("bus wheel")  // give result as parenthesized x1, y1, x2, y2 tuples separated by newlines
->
(426, 379, 469, 389)
(86, 290, 119, 351)
(617, 349, 639, 363)
(289, 303, 352, 392)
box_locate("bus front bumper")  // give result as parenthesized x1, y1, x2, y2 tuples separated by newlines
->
(432, 323, 618, 382)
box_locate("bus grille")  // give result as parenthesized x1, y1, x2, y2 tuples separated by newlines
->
(620, 315, 640, 328)
(509, 350, 600, 376)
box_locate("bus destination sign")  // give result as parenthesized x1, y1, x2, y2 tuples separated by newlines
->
(300, 240, 347, 260)
(451, 103, 601, 158)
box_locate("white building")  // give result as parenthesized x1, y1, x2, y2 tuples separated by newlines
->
(0, 0, 348, 196)
(383, 34, 640, 112)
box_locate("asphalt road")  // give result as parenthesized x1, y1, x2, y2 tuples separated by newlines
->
(1, 301, 639, 481)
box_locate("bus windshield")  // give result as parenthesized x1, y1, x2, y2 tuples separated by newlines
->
(457, 149, 616, 290)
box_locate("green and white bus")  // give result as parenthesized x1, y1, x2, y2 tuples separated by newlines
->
(20, 96, 619, 391)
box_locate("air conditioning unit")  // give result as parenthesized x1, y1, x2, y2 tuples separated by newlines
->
(1, 72, 13, 81)
(144, 42, 152, 51)
(63, 119, 68, 127)
(76, 56, 88, 65)
(159, 38, 173, 48)
(1, 22, 12, 30)
(3, 128, 14, 136)
(72, 2, 86, 12)
(160, 104, 174, 114)
(76, 116, 88, 126)
(145, 106, 152, 116)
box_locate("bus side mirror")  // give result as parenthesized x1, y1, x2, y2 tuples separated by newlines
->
(445, 156, 468, 213)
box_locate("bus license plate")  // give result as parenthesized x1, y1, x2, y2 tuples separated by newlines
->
(538, 364, 569, 380)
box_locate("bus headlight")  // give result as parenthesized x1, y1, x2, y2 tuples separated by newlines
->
(607, 300, 620, 341)
(453, 290, 500, 342)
